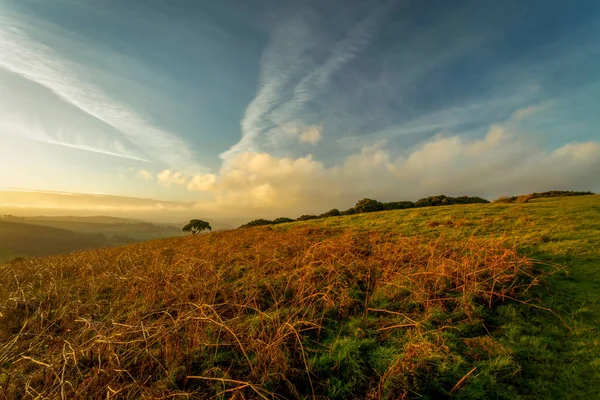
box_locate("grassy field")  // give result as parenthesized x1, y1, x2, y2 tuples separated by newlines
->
(0, 195, 598, 398)
(290, 195, 600, 398)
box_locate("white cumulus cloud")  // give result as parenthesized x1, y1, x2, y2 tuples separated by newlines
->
(187, 174, 217, 192)
(193, 124, 600, 218)
(157, 170, 188, 187)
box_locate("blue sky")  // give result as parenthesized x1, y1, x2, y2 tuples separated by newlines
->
(1, 0, 599, 219)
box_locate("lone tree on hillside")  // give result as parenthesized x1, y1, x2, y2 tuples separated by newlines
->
(182, 219, 211, 235)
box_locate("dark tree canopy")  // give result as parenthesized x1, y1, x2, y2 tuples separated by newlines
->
(240, 219, 274, 228)
(239, 217, 296, 228)
(354, 198, 384, 213)
(182, 219, 211, 235)
(414, 195, 489, 208)
(340, 207, 356, 216)
(273, 217, 294, 224)
(382, 201, 414, 210)
(297, 215, 318, 221)
(320, 209, 341, 218)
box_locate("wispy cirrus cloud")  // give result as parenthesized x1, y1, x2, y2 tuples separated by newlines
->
(223, 0, 600, 173)
(221, 1, 394, 160)
(512, 102, 554, 120)
(0, 14, 201, 172)
(0, 112, 149, 162)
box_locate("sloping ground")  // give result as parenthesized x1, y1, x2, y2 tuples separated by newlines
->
(290, 195, 600, 398)
(0, 195, 598, 398)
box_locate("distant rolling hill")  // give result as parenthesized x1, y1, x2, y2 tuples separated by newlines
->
(0, 216, 186, 262)
(0, 220, 109, 262)
(23, 215, 143, 224)
(2, 215, 183, 236)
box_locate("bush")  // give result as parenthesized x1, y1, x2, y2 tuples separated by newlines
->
(415, 195, 489, 208)
(453, 196, 490, 204)
(340, 208, 356, 216)
(297, 215, 318, 221)
(320, 209, 341, 218)
(415, 195, 448, 208)
(532, 190, 594, 198)
(382, 201, 414, 210)
(273, 217, 294, 224)
(240, 219, 274, 228)
(355, 198, 384, 213)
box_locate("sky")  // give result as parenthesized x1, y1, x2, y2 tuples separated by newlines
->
(1, 0, 599, 221)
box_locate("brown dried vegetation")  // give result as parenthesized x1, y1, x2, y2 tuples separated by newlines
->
(0, 226, 547, 399)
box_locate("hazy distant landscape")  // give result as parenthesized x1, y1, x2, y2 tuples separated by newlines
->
(0, 215, 186, 262)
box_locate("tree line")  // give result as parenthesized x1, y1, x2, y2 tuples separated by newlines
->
(182, 190, 594, 233)
(239, 194, 489, 228)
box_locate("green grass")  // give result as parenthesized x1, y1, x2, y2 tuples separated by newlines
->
(286, 195, 600, 398)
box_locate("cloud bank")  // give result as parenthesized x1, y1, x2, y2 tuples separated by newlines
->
(0, 188, 189, 214)
(143, 115, 600, 218)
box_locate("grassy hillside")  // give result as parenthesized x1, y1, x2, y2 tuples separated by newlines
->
(289, 195, 600, 397)
(0, 196, 598, 398)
